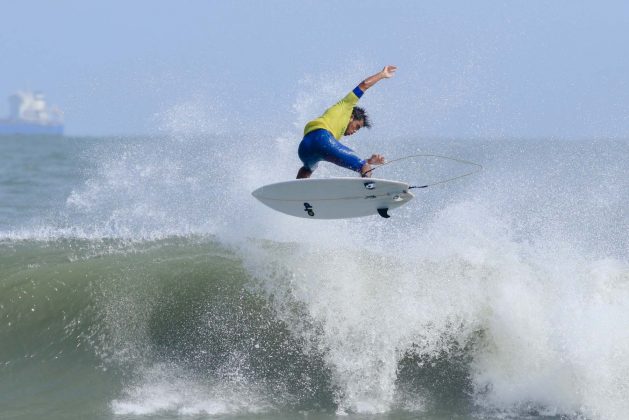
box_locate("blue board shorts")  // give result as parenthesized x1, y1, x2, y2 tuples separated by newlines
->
(298, 129, 366, 172)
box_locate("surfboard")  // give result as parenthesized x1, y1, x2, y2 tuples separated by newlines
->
(251, 177, 414, 219)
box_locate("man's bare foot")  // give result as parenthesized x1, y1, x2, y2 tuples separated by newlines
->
(296, 167, 312, 179)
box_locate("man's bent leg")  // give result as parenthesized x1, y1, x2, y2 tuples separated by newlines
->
(319, 136, 366, 175)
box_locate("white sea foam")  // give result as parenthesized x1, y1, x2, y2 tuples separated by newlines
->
(111, 363, 271, 416)
(239, 199, 629, 417)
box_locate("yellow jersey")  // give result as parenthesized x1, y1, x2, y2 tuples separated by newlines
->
(303, 86, 363, 139)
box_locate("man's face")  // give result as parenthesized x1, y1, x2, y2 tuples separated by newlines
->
(344, 118, 364, 136)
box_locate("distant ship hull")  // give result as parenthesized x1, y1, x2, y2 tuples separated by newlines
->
(0, 120, 64, 136)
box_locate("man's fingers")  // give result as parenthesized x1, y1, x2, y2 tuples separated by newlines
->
(383, 65, 397, 77)
(369, 154, 385, 164)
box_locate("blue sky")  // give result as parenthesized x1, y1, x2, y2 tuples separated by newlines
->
(1, 0, 628, 138)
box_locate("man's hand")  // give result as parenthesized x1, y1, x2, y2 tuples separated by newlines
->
(367, 154, 385, 165)
(381, 65, 397, 78)
(360, 155, 384, 177)
(360, 66, 398, 91)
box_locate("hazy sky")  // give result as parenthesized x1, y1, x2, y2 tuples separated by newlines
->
(1, 0, 628, 138)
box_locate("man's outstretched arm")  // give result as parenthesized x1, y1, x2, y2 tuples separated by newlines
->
(358, 65, 397, 92)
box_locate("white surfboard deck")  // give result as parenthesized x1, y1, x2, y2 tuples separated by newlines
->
(251, 177, 414, 219)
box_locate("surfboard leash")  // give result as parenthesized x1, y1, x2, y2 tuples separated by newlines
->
(365, 153, 483, 189)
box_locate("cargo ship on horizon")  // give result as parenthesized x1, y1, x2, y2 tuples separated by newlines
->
(0, 91, 64, 136)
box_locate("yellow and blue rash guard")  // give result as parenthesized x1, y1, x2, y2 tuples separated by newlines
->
(304, 86, 364, 139)
(298, 86, 366, 172)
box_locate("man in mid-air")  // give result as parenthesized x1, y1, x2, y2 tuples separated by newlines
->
(296, 65, 397, 179)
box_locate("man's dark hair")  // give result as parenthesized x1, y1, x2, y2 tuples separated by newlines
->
(352, 106, 371, 128)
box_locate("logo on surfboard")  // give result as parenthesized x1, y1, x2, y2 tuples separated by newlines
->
(303, 202, 315, 216)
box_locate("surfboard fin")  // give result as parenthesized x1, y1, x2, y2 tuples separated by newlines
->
(377, 208, 390, 218)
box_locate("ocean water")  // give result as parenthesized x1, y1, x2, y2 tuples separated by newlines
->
(0, 133, 627, 420)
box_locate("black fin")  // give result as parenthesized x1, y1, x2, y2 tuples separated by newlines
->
(377, 208, 390, 218)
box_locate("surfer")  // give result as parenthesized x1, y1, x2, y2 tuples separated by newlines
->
(296, 65, 397, 179)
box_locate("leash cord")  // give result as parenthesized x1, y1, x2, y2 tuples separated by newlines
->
(364, 154, 483, 189)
